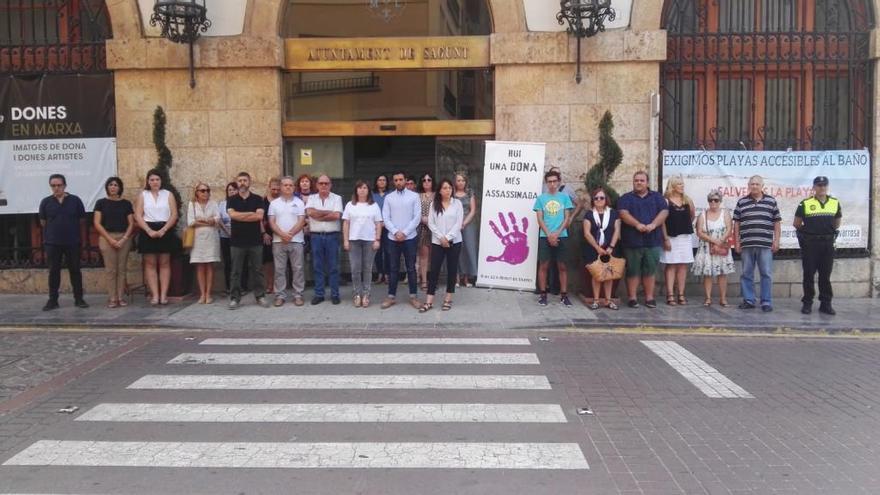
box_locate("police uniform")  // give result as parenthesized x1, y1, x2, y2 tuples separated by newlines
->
(794, 177, 841, 314)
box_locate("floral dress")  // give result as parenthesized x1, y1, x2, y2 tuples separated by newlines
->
(691, 209, 736, 277)
(418, 192, 432, 248)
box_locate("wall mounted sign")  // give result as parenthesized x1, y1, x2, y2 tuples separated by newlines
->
(0, 74, 117, 214)
(285, 36, 491, 70)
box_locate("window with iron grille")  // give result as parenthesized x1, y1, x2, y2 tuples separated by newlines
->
(0, 0, 111, 269)
(660, 0, 874, 152)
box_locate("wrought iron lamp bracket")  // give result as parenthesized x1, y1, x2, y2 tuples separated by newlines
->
(557, 0, 616, 83)
(150, 0, 212, 88)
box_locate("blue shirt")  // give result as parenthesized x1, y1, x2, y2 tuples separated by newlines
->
(533, 192, 574, 238)
(382, 188, 421, 241)
(372, 191, 387, 212)
(39, 194, 86, 246)
(617, 190, 668, 248)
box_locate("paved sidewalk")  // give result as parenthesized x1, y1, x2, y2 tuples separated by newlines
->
(1, 286, 878, 333)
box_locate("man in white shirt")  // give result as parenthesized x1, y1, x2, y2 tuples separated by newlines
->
(305, 174, 344, 305)
(381, 171, 422, 309)
(268, 176, 307, 307)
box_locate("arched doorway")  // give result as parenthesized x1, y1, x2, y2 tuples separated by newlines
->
(280, 0, 494, 195)
(659, 0, 874, 151)
(0, 0, 113, 270)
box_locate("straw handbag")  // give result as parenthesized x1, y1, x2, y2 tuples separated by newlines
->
(586, 254, 626, 282)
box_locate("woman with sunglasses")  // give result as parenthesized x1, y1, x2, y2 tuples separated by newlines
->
(583, 187, 621, 310)
(692, 190, 735, 306)
(187, 182, 221, 304)
(417, 172, 435, 291)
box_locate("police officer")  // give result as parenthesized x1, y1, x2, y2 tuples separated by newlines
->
(793, 176, 841, 315)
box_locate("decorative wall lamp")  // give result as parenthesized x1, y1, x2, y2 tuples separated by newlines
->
(150, 0, 212, 88)
(557, 0, 616, 83)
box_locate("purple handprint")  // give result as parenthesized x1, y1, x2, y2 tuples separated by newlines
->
(486, 211, 529, 265)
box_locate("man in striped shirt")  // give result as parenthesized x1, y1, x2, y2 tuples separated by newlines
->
(732, 175, 781, 312)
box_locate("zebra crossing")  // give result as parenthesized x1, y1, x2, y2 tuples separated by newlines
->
(1, 336, 590, 492)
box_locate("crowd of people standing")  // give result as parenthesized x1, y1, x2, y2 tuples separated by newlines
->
(38, 165, 841, 317)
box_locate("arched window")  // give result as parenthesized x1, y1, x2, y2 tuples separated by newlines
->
(660, 0, 873, 151)
(284, 0, 492, 38)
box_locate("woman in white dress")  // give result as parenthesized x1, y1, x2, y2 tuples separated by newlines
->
(660, 175, 696, 305)
(692, 189, 736, 306)
(187, 181, 221, 304)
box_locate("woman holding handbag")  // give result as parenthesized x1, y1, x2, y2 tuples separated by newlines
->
(692, 189, 735, 306)
(583, 187, 622, 310)
(187, 182, 221, 304)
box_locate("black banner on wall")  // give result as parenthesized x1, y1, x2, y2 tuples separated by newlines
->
(0, 73, 117, 213)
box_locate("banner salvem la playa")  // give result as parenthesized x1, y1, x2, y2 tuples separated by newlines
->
(0, 73, 117, 213)
(662, 149, 869, 249)
(477, 141, 544, 290)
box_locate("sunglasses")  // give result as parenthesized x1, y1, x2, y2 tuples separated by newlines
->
(422, 178, 432, 182)
(49, 183, 65, 188)
(197, 188, 210, 193)
(708, 198, 721, 203)
(593, 196, 606, 200)
(317, 182, 330, 185)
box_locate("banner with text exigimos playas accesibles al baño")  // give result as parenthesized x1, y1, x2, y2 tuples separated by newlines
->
(0, 73, 117, 213)
(662, 149, 869, 250)
(477, 141, 545, 291)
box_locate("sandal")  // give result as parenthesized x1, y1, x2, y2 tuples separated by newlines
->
(418, 302, 433, 313)
(719, 299, 729, 307)
(607, 301, 619, 310)
(150, 299, 159, 306)
(589, 302, 600, 310)
(117, 299, 128, 307)
(666, 295, 677, 306)
(442, 300, 452, 311)
(362, 296, 370, 308)
(703, 298, 712, 307)
(107, 300, 118, 309)
(677, 295, 688, 305)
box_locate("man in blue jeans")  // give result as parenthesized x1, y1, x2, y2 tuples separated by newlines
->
(305, 174, 343, 305)
(733, 175, 781, 312)
(381, 171, 422, 310)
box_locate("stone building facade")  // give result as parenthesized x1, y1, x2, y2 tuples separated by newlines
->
(1, 0, 878, 298)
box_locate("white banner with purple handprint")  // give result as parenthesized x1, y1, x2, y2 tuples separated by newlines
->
(477, 141, 545, 290)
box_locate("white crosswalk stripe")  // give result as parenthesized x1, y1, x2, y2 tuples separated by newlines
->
(5, 440, 589, 470)
(2, 337, 589, 487)
(168, 352, 541, 365)
(76, 403, 569, 423)
(199, 338, 533, 346)
(642, 340, 754, 398)
(128, 374, 553, 390)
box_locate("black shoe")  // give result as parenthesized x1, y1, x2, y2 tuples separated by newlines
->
(801, 303, 812, 315)
(644, 299, 657, 309)
(331, 296, 341, 305)
(761, 305, 773, 312)
(311, 296, 325, 305)
(42, 300, 59, 311)
(538, 293, 548, 306)
(74, 299, 89, 309)
(819, 304, 836, 315)
(738, 301, 756, 310)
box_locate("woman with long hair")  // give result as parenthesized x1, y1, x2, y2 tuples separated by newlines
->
(582, 187, 621, 310)
(134, 169, 179, 305)
(417, 172, 435, 291)
(188, 181, 221, 304)
(420, 178, 463, 312)
(660, 175, 696, 305)
(372, 174, 390, 285)
(295, 174, 315, 285)
(93, 177, 135, 308)
(692, 190, 735, 306)
(343, 180, 383, 308)
(453, 171, 478, 287)
(218, 181, 238, 294)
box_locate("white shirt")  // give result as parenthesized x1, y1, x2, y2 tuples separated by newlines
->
(305, 192, 343, 233)
(382, 188, 421, 241)
(142, 189, 171, 222)
(342, 201, 383, 242)
(268, 195, 306, 243)
(428, 198, 464, 245)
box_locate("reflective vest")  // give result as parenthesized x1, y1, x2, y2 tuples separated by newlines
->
(799, 196, 840, 236)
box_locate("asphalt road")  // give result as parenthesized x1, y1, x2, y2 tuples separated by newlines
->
(0, 329, 878, 494)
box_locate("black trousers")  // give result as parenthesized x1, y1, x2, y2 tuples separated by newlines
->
(427, 242, 461, 296)
(799, 237, 834, 304)
(45, 243, 84, 302)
